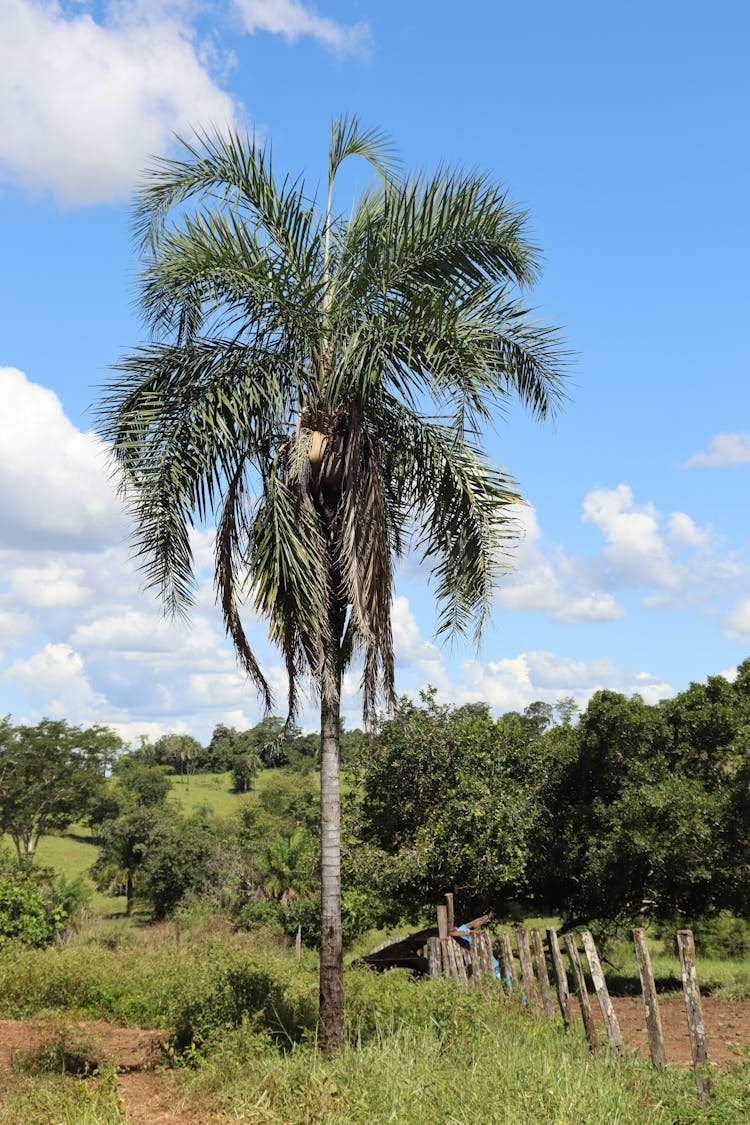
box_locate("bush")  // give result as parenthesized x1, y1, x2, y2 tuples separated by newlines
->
(673, 912, 750, 960)
(172, 951, 317, 1052)
(0, 862, 89, 950)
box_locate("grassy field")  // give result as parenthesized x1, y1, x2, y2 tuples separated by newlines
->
(0, 917, 747, 1123)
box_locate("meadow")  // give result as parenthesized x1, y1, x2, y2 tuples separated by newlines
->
(3, 768, 749, 1123)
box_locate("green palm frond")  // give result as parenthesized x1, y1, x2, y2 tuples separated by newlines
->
(100, 117, 567, 723)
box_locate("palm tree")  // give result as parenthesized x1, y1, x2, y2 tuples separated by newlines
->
(97, 117, 566, 1051)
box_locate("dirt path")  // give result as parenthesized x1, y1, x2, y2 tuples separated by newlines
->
(0, 1000, 748, 1121)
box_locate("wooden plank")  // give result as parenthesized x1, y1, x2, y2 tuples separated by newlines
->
(444, 893, 455, 932)
(427, 936, 442, 978)
(546, 928, 574, 1029)
(497, 932, 520, 997)
(530, 928, 555, 1018)
(564, 932, 600, 1054)
(632, 927, 666, 1069)
(436, 904, 449, 940)
(516, 928, 541, 1011)
(677, 929, 714, 1105)
(581, 930, 625, 1058)
(451, 914, 489, 934)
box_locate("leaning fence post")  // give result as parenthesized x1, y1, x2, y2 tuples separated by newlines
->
(632, 927, 665, 1069)
(516, 928, 541, 1012)
(677, 929, 714, 1105)
(564, 932, 600, 1054)
(547, 928, 573, 1029)
(530, 927, 555, 1018)
(581, 930, 625, 1058)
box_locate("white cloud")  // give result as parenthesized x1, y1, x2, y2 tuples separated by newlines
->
(494, 504, 626, 622)
(5, 641, 111, 720)
(582, 484, 678, 589)
(667, 511, 713, 549)
(723, 598, 750, 640)
(460, 651, 673, 712)
(234, 0, 370, 53)
(684, 432, 750, 468)
(0, 0, 236, 204)
(6, 561, 91, 609)
(0, 368, 127, 551)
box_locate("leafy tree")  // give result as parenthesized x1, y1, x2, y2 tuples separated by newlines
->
(139, 814, 219, 919)
(0, 718, 120, 859)
(348, 692, 541, 922)
(98, 118, 565, 1047)
(94, 806, 166, 916)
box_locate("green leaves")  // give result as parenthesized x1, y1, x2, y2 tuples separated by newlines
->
(101, 117, 567, 722)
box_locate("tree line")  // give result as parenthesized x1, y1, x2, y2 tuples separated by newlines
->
(1, 658, 749, 948)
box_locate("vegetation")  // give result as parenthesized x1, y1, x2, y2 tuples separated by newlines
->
(97, 115, 566, 1049)
(0, 718, 121, 859)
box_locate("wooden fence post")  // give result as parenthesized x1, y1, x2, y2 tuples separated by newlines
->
(632, 928, 665, 1069)
(516, 928, 541, 1011)
(581, 931, 625, 1058)
(547, 928, 573, 1029)
(530, 928, 555, 1018)
(436, 904, 449, 940)
(470, 930, 494, 985)
(564, 932, 600, 1054)
(497, 932, 520, 998)
(677, 929, 714, 1105)
(444, 893, 455, 932)
(427, 936, 442, 978)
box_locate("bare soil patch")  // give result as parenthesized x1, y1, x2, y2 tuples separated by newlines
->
(584, 997, 750, 1066)
(0, 1001, 748, 1121)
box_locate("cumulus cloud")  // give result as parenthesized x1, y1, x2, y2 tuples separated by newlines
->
(0, 368, 127, 551)
(684, 432, 750, 468)
(460, 651, 673, 712)
(0, 0, 236, 204)
(582, 484, 678, 589)
(494, 504, 626, 622)
(234, 0, 370, 53)
(723, 598, 750, 640)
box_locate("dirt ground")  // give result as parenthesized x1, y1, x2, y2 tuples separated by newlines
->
(0, 1000, 748, 1122)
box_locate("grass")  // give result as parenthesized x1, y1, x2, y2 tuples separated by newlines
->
(0, 915, 748, 1123)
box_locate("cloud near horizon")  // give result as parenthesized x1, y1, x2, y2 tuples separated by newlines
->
(0, 367, 745, 742)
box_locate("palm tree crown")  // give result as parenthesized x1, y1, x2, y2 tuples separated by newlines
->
(98, 117, 566, 1049)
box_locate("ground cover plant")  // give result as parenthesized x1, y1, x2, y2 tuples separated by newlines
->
(0, 918, 749, 1123)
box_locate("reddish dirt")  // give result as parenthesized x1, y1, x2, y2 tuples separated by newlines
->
(0, 1001, 748, 1120)
(573, 996, 750, 1066)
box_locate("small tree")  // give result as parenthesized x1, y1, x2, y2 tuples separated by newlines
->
(0, 718, 120, 860)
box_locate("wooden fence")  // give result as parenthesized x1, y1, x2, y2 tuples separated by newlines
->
(425, 895, 714, 1105)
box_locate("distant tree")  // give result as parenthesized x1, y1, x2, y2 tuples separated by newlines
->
(94, 806, 165, 916)
(0, 718, 121, 860)
(152, 733, 204, 776)
(139, 814, 219, 919)
(230, 746, 261, 793)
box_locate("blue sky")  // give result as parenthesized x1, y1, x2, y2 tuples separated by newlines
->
(1, 0, 749, 741)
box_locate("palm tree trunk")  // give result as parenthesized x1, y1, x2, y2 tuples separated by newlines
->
(319, 673, 344, 1053)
